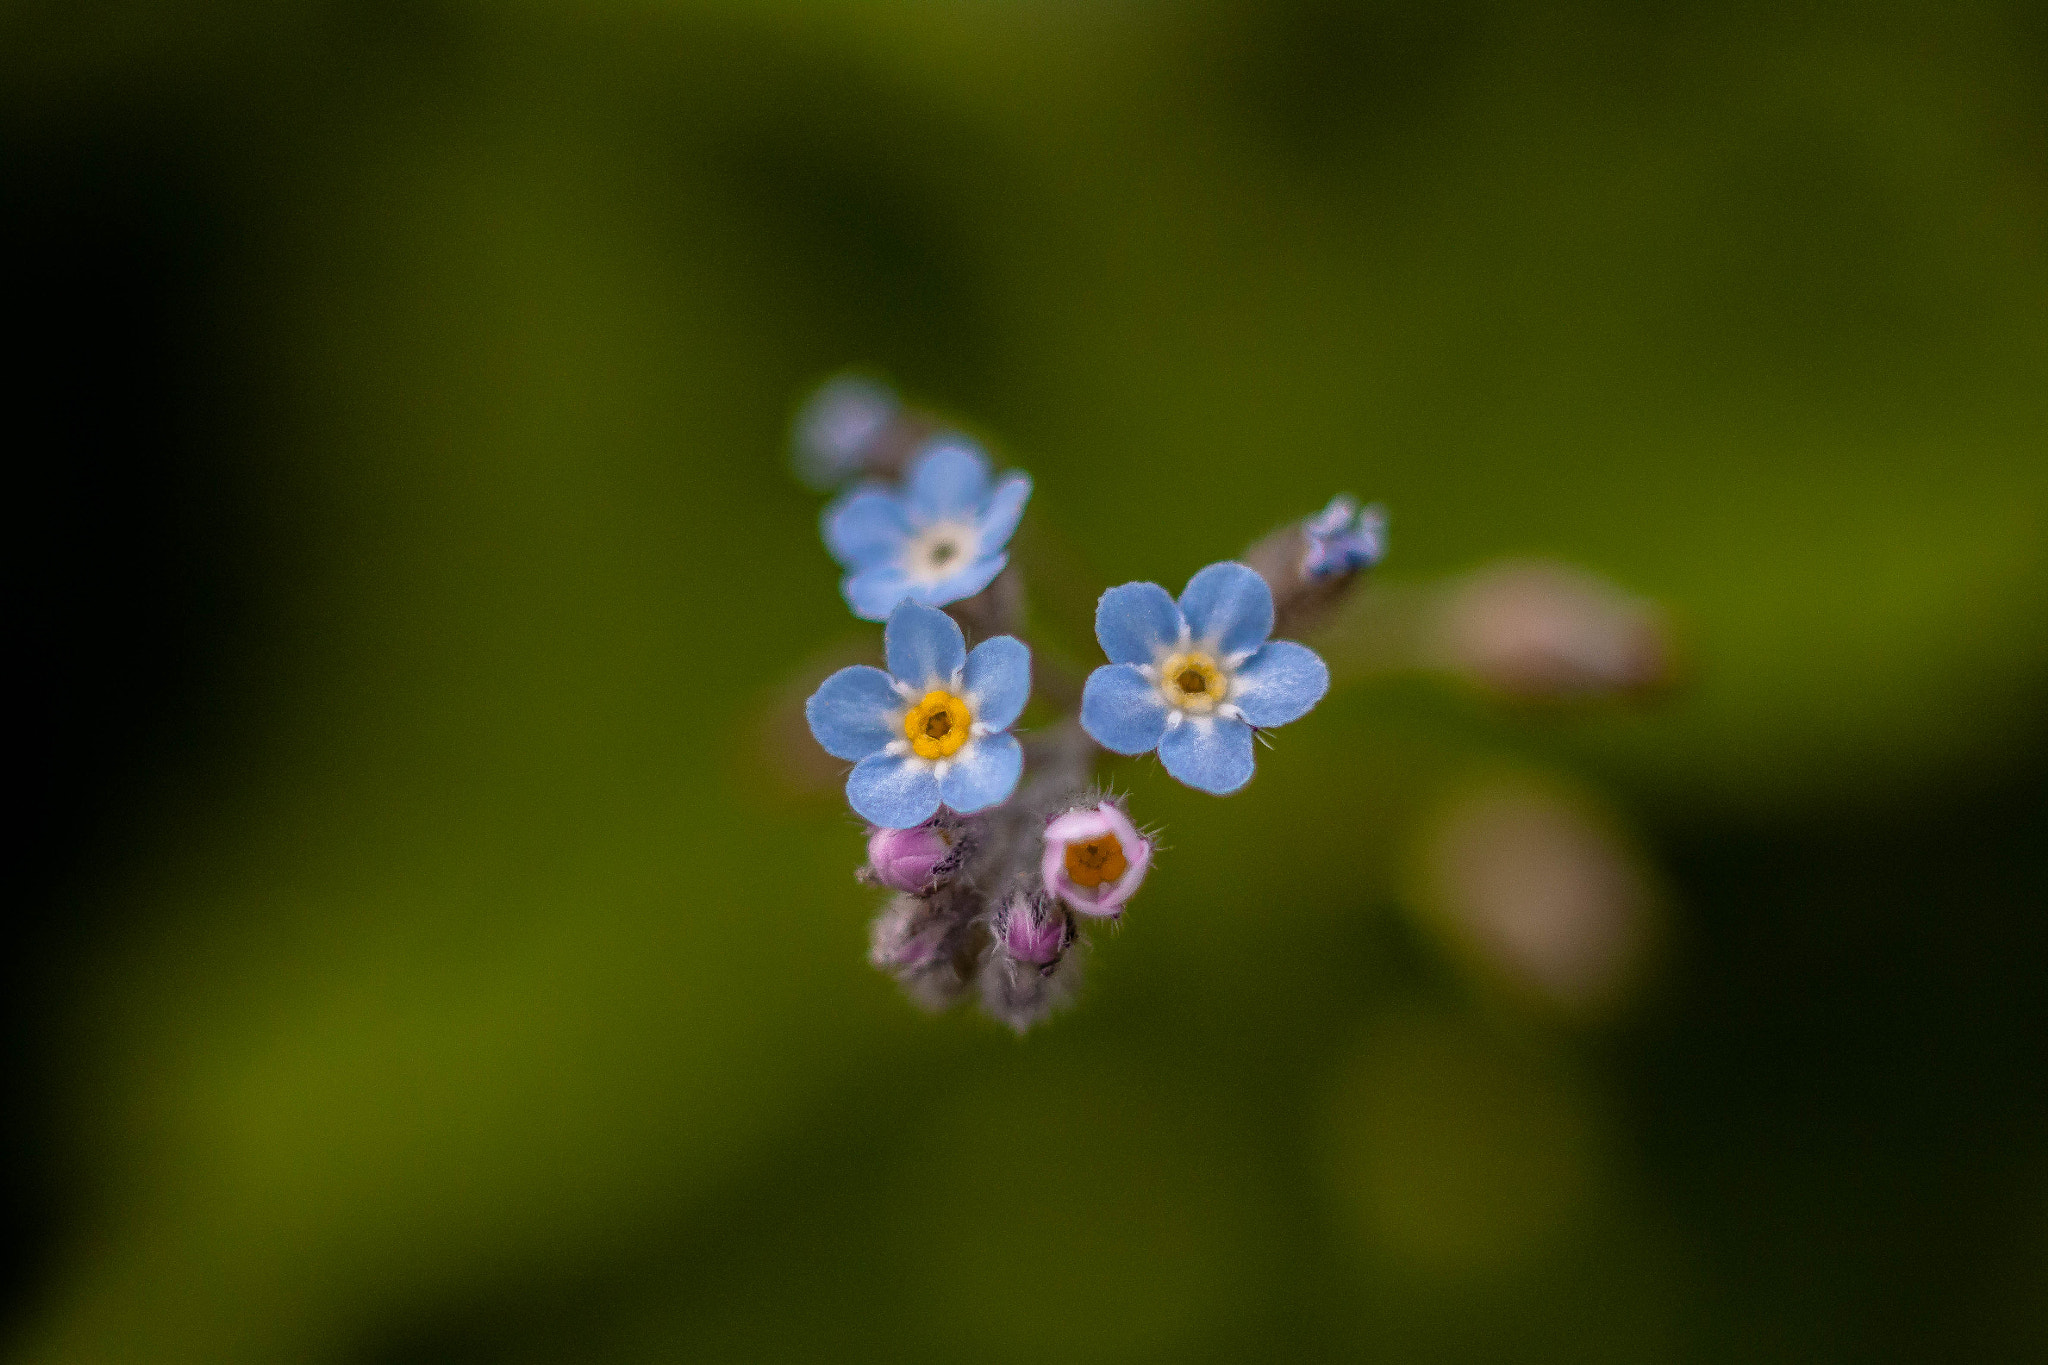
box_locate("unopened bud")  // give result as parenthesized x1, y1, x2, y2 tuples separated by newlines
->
(865, 820, 964, 894)
(1430, 560, 1672, 700)
(1041, 801, 1152, 917)
(980, 900, 1083, 1032)
(791, 374, 900, 489)
(997, 891, 1072, 968)
(868, 894, 948, 971)
(1302, 495, 1388, 580)
(1246, 493, 1390, 637)
(869, 893, 977, 1011)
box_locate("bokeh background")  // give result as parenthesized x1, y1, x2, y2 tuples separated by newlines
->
(7, 2, 2047, 1361)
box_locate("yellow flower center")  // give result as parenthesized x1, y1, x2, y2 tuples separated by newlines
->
(1159, 651, 1227, 713)
(903, 690, 973, 760)
(1064, 833, 1129, 889)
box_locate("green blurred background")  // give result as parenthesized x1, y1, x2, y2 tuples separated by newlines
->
(6, 2, 2046, 1361)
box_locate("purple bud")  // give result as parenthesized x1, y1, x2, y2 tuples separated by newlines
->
(866, 822, 955, 894)
(1041, 801, 1152, 917)
(999, 894, 1070, 967)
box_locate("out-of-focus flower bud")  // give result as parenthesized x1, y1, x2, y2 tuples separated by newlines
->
(790, 372, 948, 488)
(1428, 560, 1672, 701)
(868, 893, 948, 971)
(1244, 493, 1390, 638)
(1301, 495, 1388, 580)
(791, 374, 900, 489)
(996, 891, 1072, 967)
(1414, 779, 1659, 1018)
(1041, 800, 1152, 917)
(864, 820, 965, 894)
(869, 893, 978, 1011)
(980, 895, 1082, 1032)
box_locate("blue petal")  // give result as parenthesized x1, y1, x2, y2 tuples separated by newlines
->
(975, 473, 1032, 551)
(1229, 640, 1329, 728)
(1179, 562, 1274, 657)
(937, 732, 1023, 813)
(843, 563, 917, 622)
(885, 598, 968, 688)
(1080, 663, 1170, 754)
(1352, 503, 1388, 566)
(804, 665, 903, 761)
(1095, 582, 1183, 665)
(1305, 494, 1359, 539)
(846, 752, 941, 828)
(822, 485, 909, 567)
(904, 436, 992, 523)
(963, 635, 1031, 731)
(1159, 715, 1256, 795)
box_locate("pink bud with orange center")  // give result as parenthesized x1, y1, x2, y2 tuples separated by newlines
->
(1041, 801, 1152, 917)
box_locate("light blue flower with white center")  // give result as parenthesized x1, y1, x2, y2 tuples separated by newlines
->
(1080, 562, 1329, 796)
(1301, 494, 1388, 579)
(805, 599, 1030, 827)
(821, 435, 1031, 621)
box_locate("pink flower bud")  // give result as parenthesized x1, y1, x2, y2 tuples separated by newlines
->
(868, 895, 948, 970)
(1000, 894, 1070, 966)
(1041, 801, 1152, 917)
(866, 822, 956, 893)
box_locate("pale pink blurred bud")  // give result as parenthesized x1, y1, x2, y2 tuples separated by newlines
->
(866, 822, 957, 894)
(1419, 781, 1658, 1016)
(868, 895, 948, 971)
(1041, 801, 1152, 917)
(868, 894, 976, 1011)
(1431, 560, 1672, 700)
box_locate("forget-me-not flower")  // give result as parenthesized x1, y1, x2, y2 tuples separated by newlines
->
(1301, 494, 1387, 579)
(1080, 562, 1329, 795)
(822, 436, 1031, 621)
(806, 599, 1030, 827)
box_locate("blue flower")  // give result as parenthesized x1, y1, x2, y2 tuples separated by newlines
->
(1080, 562, 1329, 795)
(821, 436, 1031, 621)
(806, 599, 1031, 827)
(1301, 495, 1387, 580)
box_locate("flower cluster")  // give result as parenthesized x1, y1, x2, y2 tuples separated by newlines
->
(793, 374, 1385, 1030)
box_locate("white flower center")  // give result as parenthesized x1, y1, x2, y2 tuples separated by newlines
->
(902, 521, 979, 584)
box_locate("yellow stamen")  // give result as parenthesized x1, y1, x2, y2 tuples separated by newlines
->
(903, 690, 973, 760)
(1064, 834, 1129, 889)
(1158, 651, 1227, 713)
